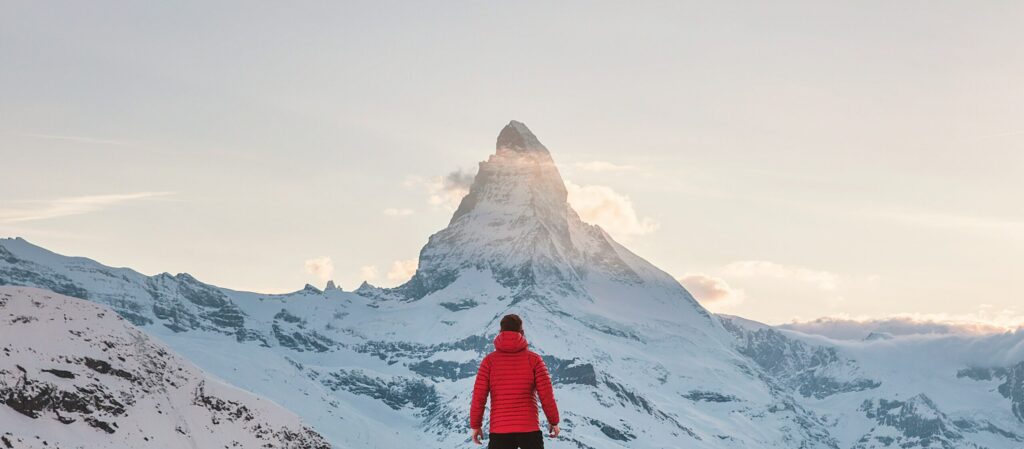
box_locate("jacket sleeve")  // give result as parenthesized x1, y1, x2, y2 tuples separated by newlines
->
(533, 354, 560, 426)
(469, 356, 491, 429)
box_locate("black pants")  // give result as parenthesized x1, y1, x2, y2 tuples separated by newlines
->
(488, 430, 544, 449)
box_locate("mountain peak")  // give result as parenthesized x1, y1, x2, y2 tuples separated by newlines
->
(496, 120, 548, 153)
(373, 120, 706, 321)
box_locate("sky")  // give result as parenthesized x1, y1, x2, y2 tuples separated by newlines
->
(1, 1, 1022, 326)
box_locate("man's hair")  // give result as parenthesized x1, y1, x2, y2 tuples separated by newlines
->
(500, 314, 523, 332)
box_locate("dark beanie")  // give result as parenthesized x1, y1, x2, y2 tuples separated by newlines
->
(500, 314, 523, 332)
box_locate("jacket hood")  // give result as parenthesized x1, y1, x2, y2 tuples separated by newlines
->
(493, 330, 529, 353)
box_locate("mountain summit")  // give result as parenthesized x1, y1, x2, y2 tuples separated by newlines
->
(370, 121, 711, 330)
(496, 120, 549, 153)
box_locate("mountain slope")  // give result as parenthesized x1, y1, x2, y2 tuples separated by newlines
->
(0, 286, 330, 449)
(1, 121, 1022, 449)
(723, 316, 1024, 449)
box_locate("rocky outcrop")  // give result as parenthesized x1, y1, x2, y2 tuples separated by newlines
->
(856, 395, 963, 449)
(722, 318, 881, 399)
(0, 286, 329, 449)
(958, 362, 1024, 423)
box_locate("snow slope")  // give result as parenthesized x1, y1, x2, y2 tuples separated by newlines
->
(722, 317, 1024, 449)
(1, 121, 1022, 448)
(0, 286, 329, 449)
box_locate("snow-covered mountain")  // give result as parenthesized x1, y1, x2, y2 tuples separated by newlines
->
(0, 286, 329, 449)
(1, 121, 1022, 448)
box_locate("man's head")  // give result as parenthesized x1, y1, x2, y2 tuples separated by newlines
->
(500, 314, 523, 334)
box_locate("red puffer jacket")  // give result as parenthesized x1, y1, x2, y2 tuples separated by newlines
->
(470, 331, 559, 433)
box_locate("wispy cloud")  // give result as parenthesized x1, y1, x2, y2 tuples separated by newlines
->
(303, 256, 334, 282)
(971, 130, 1024, 141)
(428, 169, 475, 210)
(359, 265, 379, 282)
(574, 161, 638, 172)
(781, 308, 1024, 339)
(722, 260, 840, 291)
(383, 208, 415, 217)
(386, 258, 418, 283)
(21, 133, 134, 146)
(0, 192, 175, 223)
(881, 209, 1024, 240)
(677, 273, 746, 312)
(414, 165, 659, 240)
(565, 181, 659, 240)
(404, 169, 476, 211)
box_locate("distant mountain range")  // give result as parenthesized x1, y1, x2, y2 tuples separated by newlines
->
(1, 121, 1022, 448)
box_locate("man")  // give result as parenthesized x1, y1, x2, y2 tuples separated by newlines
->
(470, 314, 560, 448)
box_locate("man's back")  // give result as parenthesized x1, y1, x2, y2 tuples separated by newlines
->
(470, 325, 559, 447)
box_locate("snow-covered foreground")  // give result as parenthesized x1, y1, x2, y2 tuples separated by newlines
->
(1, 121, 1022, 448)
(0, 286, 329, 449)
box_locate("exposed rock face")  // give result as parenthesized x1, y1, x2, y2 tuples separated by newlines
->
(495, 120, 549, 153)
(722, 318, 881, 399)
(0, 286, 329, 449)
(856, 395, 963, 449)
(1002, 362, 1024, 423)
(958, 362, 1024, 423)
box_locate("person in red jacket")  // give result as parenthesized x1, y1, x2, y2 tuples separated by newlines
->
(470, 314, 560, 448)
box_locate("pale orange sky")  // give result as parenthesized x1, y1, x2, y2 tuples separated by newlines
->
(2, 1, 1022, 326)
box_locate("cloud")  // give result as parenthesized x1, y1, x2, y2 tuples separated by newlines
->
(574, 161, 638, 172)
(0, 192, 174, 223)
(387, 258, 418, 283)
(677, 273, 746, 311)
(414, 167, 660, 241)
(883, 209, 1024, 240)
(359, 265, 379, 282)
(971, 130, 1024, 141)
(405, 169, 475, 210)
(22, 132, 133, 146)
(722, 260, 840, 291)
(780, 312, 1024, 340)
(401, 175, 424, 188)
(565, 181, 659, 240)
(427, 169, 476, 210)
(303, 257, 334, 282)
(383, 208, 414, 217)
